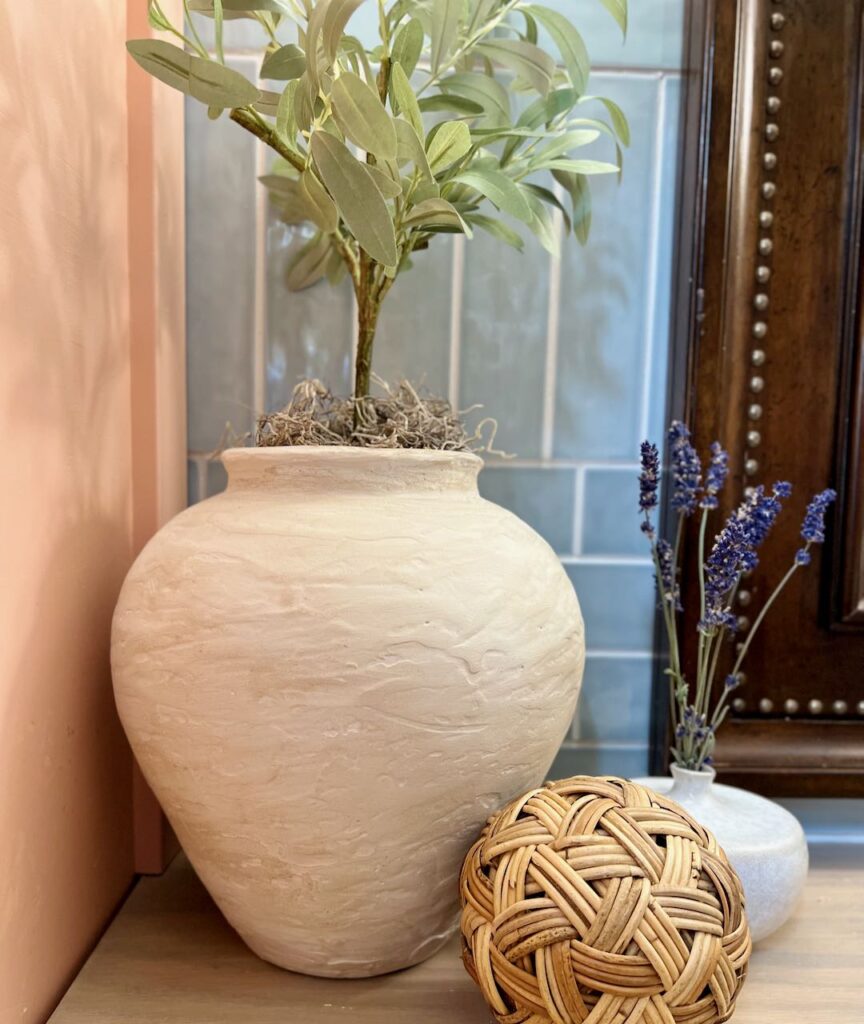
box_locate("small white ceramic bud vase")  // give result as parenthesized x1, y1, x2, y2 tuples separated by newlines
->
(642, 765, 808, 943)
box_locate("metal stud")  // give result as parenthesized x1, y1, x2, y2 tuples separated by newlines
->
(858, 700, 864, 715)
(759, 698, 774, 713)
(769, 40, 785, 58)
(738, 590, 752, 606)
(742, 489, 755, 501)
(761, 182, 777, 200)
(763, 152, 778, 170)
(766, 97, 782, 116)
(753, 320, 768, 337)
(759, 210, 774, 228)
(744, 458, 759, 476)
(784, 698, 799, 714)
(833, 700, 848, 715)
(759, 238, 774, 255)
(808, 698, 823, 714)
(771, 12, 786, 29)
(752, 349, 766, 366)
(756, 264, 772, 282)
(765, 123, 780, 143)
(754, 295, 770, 312)
(768, 67, 784, 85)
(750, 376, 765, 393)
(735, 641, 746, 655)
(747, 430, 762, 447)
(749, 403, 763, 420)
(733, 698, 746, 712)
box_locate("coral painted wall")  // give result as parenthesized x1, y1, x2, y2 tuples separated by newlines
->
(0, 2, 185, 1019)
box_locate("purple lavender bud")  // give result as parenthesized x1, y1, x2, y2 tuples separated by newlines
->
(675, 724, 685, 738)
(724, 673, 741, 690)
(700, 442, 729, 509)
(795, 548, 812, 566)
(668, 422, 702, 515)
(655, 538, 681, 610)
(774, 481, 793, 499)
(703, 756, 714, 767)
(639, 441, 660, 514)
(800, 488, 837, 544)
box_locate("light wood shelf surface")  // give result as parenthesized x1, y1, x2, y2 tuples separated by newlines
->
(51, 844, 864, 1023)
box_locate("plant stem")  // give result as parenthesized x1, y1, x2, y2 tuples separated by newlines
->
(230, 106, 305, 171)
(354, 255, 380, 403)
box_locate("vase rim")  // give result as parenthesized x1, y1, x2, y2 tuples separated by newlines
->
(222, 444, 483, 466)
(670, 763, 717, 782)
(220, 444, 484, 493)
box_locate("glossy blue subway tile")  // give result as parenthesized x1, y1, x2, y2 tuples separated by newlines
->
(460, 232, 550, 458)
(564, 561, 656, 651)
(581, 467, 645, 556)
(185, 57, 258, 451)
(479, 466, 576, 555)
(573, 656, 653, 742)
(265, 214, 354, 410)
(553, 72, 664, 460)
(551, 743, 649, 779)
(373, 241, 453, 395)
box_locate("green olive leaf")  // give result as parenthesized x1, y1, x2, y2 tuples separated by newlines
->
(389, 61, 424, 137)
(450, 167, 533, 224)
(311, 132, 398, 264)
(301, 170, 339, 232)
(261, 43, 307, 80)
(425, 120, 471, 173)
(331, 72, 397, 160)
(391, 18, 424, 78)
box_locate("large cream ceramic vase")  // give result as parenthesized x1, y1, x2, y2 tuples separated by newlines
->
(112, 446, 585, 977)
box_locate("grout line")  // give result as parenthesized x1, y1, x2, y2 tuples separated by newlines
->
(448, 236, 465, 408)
(571, 466, 586, 555)
(583, 649, 654, 659)
(637, 74, 668, 445)
(482, 458, 641, 470)
(253, 133, 268, 420)
(192, 454, 208, 502)
(561, 740, 651, 751)
(560, 555, 653, 567)
(350, 291, 358, 385)
(541, 204, 564, 459)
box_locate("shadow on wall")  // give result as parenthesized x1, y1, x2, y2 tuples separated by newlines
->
(0, 2, 137, 1019)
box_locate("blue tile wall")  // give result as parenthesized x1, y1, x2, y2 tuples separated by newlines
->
(564, 563, 656, 651)
(479, 467, 576, 555)
(573, 656, 653, 742)
(183, 4, 686, 775)
(581, 468, 644, 556)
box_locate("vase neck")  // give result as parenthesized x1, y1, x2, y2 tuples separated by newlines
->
(221, 446, 483, 495)
(668, 764, 716, 801)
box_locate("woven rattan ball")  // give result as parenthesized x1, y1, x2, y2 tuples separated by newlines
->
(460, 776, 751, 1024)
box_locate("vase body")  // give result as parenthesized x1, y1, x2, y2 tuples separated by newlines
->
(112, 446, 585, 977)
(640, 766, 808, 942)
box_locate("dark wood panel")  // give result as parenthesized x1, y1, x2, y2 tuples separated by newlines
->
(656, 0, 864, 795)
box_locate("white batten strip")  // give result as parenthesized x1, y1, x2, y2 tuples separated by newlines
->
(541, 203, 565, 459)
(194, 455, 208, 503)
(448, 236, 465, 408)
(638, 75, 669, 444)
(571, 465, 586, 555)
(560, 555, 653, 567)
(583, 649, 654, 659)
(483, 458, 641, 470)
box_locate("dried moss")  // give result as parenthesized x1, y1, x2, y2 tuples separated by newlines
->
(254, 378, 505, 454)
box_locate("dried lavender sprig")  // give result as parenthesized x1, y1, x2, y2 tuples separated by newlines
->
(639, 441, 660, 536)
(699, 442, 729, 510)
(668, 422, 702, 515)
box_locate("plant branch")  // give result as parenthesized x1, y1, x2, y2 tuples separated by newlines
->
(230, 106, 305, 170)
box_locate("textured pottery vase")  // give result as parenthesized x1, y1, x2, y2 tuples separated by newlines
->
(640, 766, 808, 942)
(112, 446, 585, 977)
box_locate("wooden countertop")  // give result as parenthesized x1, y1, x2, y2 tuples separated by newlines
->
(51, 845, 863, 1023)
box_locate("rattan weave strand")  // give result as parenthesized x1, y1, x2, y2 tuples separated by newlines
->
(460, 776, 751, 1024)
